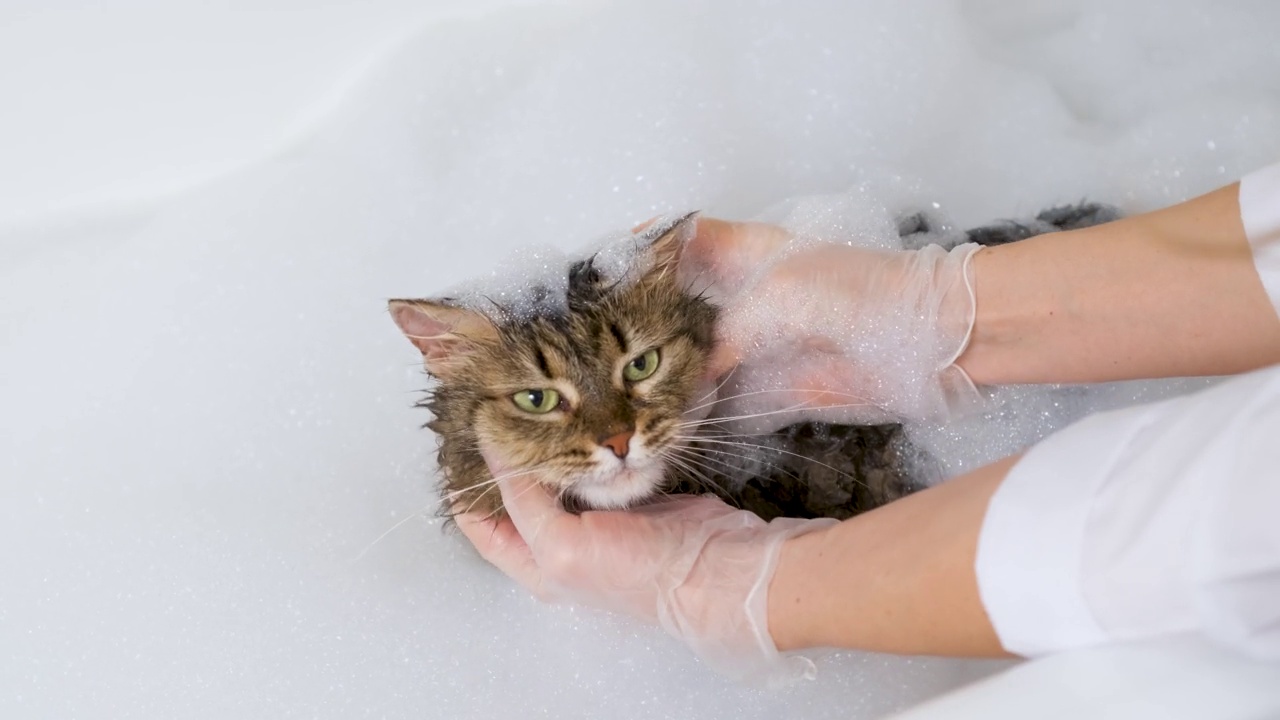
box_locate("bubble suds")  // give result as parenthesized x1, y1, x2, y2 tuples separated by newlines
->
(3, 1, 1278, 718)
(436, 211, 690, 321)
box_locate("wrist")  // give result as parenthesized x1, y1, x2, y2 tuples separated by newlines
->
(952, 240, 1021, 385)
(953, 225, 1095, 385)
(766, 523, 835, 652)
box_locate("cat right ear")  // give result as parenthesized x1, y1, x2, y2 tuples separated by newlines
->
(640, 210, 700, 274)
(388, 299, 498, 376)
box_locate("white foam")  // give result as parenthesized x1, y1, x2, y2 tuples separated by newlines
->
(421, 212, 690, 320)
(3, 1, 1278, 717)
(442, 242, 573, 319)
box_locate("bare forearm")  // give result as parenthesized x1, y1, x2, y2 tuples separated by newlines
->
(768, 455, 1020, 657)
(958, 184, 1280, 385)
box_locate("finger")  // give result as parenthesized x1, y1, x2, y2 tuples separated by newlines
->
(683, 219, 791, 288)
(704, 342, 741, 381)
(786, 356, 886, 409)
(455, 511, 544, 593)
(494, 469, 576, 550)
(631, 493, 742, 523)
(707, 356, 883, 433)
(480, 450, 571, 537)
(631, 215, 659, 233)
(733, 359, 896, 427)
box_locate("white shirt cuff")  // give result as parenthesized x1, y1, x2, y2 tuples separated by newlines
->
(974, 410, 1123, 656)
(1240, 161, 1280, 316)
(976, 365, 1280, 659)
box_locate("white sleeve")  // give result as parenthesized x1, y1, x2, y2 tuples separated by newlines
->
(975, 363, 1280, 660)
(974, 164, 1280, 659)
(1241, 161, 1280, 316)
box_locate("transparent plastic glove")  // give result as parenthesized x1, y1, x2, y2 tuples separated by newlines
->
(685, 219, 983, 433)
(455, 456, 838, 686)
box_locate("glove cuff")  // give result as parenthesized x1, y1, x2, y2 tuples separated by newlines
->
(937, 243, 985, 417)
(667, 515, 839, 687)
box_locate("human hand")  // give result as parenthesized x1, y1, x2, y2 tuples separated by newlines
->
(455, 453, 838, 685)
(683, 218, 984, 432)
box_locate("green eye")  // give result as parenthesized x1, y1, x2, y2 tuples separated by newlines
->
(512, 388, 561, 414)
(623, 348, 661, 382)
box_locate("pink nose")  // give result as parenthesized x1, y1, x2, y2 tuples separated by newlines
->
(600, 430, 634, 459)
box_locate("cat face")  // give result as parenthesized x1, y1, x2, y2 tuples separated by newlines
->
(391, 216, 718, 511)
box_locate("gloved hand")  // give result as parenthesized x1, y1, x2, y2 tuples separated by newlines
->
(456, 453, 838, 686)
(684, 218, 985, 433)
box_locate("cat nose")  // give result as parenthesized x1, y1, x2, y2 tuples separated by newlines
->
(599, 429, 634, 459)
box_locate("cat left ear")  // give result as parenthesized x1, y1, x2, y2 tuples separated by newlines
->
(388, 299, 498, 377)
(642, 211, 700, 274)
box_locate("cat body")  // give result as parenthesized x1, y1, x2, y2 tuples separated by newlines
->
(391, 203, 1119, 522)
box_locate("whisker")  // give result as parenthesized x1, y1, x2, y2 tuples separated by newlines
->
(458, 481, 503, 516)
(686, 363, 741, 411)
(678, 400, 879, 429)
(475, 473, 556, 525)
(355, 466, 544, 564)
(670, 438, 780, 474)
(665, 443, 745, 477)
(675, 435, 871, 489)
(438, 479, 499, 504)
(660, 450, 740, 508)
(438, 466, 542, 504)
(663, 445, 721, 480)
(667, 460, 739, 497)
(690, 386, 874, 413)
(669, 444, 814, 499)
(666, 439, 821, 501)
(666, 440, 783, 486)
(352, 501, 439, 564)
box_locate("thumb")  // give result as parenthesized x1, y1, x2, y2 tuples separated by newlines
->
(484, 453, 574, 550)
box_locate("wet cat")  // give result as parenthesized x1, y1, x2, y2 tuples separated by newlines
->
(390, 203, 1119, 522)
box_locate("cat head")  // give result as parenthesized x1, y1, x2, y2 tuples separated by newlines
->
(390, 214, 719, 510)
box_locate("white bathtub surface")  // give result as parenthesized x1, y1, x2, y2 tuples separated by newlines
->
(892, 636, 1280, 720)
(2, 2, 1277, 718)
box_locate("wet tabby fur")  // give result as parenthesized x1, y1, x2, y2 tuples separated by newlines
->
(391, 203, 1120, 522)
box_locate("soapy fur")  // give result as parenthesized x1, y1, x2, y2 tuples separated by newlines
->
(390, 203, 1120, 521)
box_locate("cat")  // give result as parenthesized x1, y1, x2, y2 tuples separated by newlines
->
(390, 203, 1120, 522)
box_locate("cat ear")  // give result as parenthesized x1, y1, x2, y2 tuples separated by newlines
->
(388, 299, 498, 376)
(640, 211, 699, 274)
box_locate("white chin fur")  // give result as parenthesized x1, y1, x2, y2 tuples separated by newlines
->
(570, 444, 666, 509)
